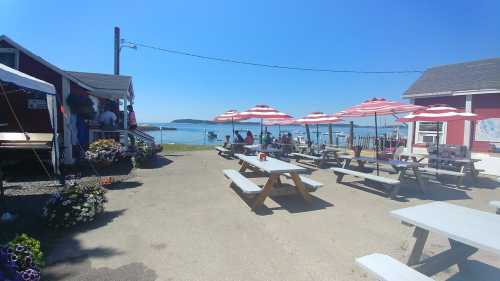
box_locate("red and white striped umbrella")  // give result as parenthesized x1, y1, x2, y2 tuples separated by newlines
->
(296, 112, 343, 145)
(213, 109, 249, 140)
(240, 105, 292, 144)
(213, 109, 248, 122)
(397, 105, 481, 170)
(338, 98, 424, 175)
(296, 112, 343, 124)
(397, 105, 479, 122)
(239, 104, 292, 119)
(340, 98, 425, 117)
(263, 118, 297, 126)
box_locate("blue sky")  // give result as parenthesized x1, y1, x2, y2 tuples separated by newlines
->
(1, 0, 499, 124)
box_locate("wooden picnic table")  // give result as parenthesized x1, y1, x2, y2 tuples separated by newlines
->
(235, 154, 312, 209)
(391, 202, 500, 276)
(244, 144, 281, 154)
(344, 156, 427, 194)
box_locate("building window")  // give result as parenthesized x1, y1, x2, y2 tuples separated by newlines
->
(415, 121, 447, 144)
(0, 48, 19, 69)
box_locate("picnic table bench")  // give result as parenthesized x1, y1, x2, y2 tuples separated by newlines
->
(223, 169, 262, 195)
(491, 201, 500, 214)
(417, 167, 465, 188)
(331, 167, 401, 199)
(290, 152, 328, 168)
(215, 146, 232, 157)
(391, 202, 500, 276)
(356, 253, 434, 281)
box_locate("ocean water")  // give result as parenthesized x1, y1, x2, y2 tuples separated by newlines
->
(145, 122, 407, 146)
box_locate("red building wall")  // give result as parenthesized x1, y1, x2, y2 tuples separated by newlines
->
(413, 93, 500, 152)
(414, 96, 465, 146)
(0, 40, 90, 134)
(471, 93, 500, 152)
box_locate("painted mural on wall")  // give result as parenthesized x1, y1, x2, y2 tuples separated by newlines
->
(475, 118, 500, 142)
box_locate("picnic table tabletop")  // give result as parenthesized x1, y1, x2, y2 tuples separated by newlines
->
(391, 202, 500, 256)
(236, 154, 307, 174)
(351, 156, 419, 167)
(427, 156, 480, 163)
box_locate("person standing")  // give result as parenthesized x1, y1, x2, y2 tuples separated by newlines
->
(127, 105, 137, 130)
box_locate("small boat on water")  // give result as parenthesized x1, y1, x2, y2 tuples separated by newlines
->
(207, 131, 217, 139)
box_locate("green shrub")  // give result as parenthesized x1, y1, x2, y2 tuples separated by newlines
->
(42, 181, 107, 229)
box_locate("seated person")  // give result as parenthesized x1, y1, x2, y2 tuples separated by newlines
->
(262, 132, 272, 147)
(223, 135, 231, 148)
(245, 130, 254, 145)
(98, 107, 117, 130)
(235, 130, 245, 143)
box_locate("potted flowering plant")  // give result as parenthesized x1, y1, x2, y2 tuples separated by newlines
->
(1, 234, 43, 281)
(85, 139, 124, 166)
(42, 181, 107, 229)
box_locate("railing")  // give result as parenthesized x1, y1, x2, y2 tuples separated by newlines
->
(89, 128, 155, 147)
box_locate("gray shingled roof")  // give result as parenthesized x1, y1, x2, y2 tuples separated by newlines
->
(66, 71, 133, 100)
(404, 57, 500, 98)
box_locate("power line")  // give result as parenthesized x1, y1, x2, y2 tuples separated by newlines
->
(122, 39, 424, 74)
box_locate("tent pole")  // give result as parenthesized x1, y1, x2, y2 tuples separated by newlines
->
(375, 112, 380, 175)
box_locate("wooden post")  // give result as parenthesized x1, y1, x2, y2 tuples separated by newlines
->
(114, 27, 120, 75)
(328, 124, 333, 145)
(305, 124, 311, 144)
(349, 121, 354, 149)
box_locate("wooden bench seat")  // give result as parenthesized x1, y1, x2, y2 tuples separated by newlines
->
(356, 253, 434, 281)
(331, 167, 401, 199)
(216, 146, 232, 157)
(223, 169, 262, 195)
(290, 152, 329, 168)
(418, 167, 465, 187)
(491, 201, 500, 214)
(282, 173, 323, 191)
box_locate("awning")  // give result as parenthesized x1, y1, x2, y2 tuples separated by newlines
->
(0, 63, 56, 95)
(0, 63, 60, 176)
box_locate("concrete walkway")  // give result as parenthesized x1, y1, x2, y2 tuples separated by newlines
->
(44, 151, 500, 280)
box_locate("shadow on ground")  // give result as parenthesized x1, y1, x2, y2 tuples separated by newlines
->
(105, 181, 142, 190)
(136, 155, 173, 169)
(229, 183, 333, 215)
(446, 260, 500, 281)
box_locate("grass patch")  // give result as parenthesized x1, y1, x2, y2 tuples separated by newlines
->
(161, 144, 215, 152)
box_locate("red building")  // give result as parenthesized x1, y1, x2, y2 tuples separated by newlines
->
(403, 58, 500, 153)
(0, 35, 153, 165)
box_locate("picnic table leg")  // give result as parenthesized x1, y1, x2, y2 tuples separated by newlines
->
(410, 167, 427, 195)
(415, 238, 477, 276)
(239, 162, 249, 172)
(457, 166, 465, 188)
(342, 159, 351, 169)
(251, 173, 279, 210)
(289, 172, 312, 203)
(407, 226, 430, 266)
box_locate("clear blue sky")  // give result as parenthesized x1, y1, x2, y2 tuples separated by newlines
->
(1, 0, 499, 124)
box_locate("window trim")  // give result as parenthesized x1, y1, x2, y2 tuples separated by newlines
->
(415, 121, 448, 145)
(0, 48, 20, 69)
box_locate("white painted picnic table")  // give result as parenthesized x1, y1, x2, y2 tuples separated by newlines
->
(235, 154, 311, 209)
(344, 156, 427, 194)
(391, 202, 500, 275)
(236, 154, 306, 174)
(243, 144, 281, 154)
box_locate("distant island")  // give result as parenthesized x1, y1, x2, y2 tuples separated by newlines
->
(170, 119, 405, 128)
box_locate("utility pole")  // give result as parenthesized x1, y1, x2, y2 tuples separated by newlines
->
(114, 26, 120, 75)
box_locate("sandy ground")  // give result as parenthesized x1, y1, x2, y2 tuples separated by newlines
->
(43, 150, 500, 281)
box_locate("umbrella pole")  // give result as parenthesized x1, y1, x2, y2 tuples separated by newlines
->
(316, 124, 320, 147)
(436, 122, 440, 172)
(260, 118, 263, 144)
(375, 112, 380, 175)
(232, 118, 235, 142)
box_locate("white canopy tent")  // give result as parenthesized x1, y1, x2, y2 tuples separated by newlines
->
(0, 63, 60, 176)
